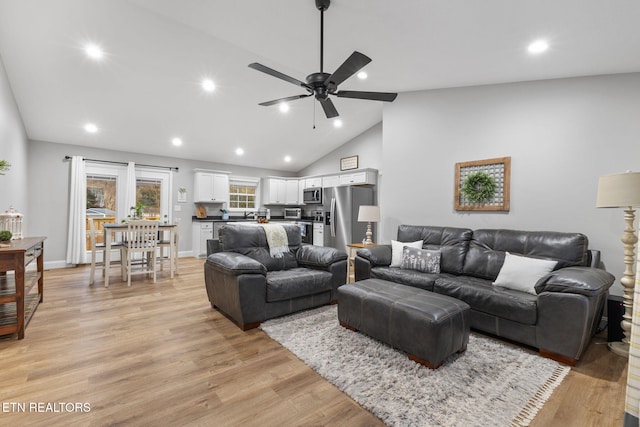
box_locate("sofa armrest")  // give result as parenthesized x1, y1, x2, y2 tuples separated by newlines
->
(356, 245, 392, 267)
(206, 252, 267, 276)
(534, 266, 615, 297)
(297, 245, 347, 269)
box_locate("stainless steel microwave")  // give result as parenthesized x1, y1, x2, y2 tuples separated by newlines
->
(303, 188, 323, 204)
(283, 207, 302, 220)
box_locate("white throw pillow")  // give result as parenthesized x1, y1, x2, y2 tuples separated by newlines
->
(493, 252, 558, 295)
(390, 239, 423, 267)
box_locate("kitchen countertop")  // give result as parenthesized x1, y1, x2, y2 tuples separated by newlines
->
(191, 216, 314, 223)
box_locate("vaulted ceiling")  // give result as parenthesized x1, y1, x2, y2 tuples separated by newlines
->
(1, 0, 639, 171)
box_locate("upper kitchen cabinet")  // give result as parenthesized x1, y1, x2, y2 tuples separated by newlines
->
(304, 177, 322, 188)
(194, 170, 230, 203)
(263, 177, 301, 205)
(285, 179, 300, 205)
(338, 170, 377, 186)
(322, 175, 339, 188)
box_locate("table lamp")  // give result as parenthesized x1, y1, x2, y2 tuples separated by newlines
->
(358, 205, 380, 245)
(596, 171, 640, 357)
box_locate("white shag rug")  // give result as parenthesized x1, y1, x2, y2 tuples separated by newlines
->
(261, 305, 569, 427)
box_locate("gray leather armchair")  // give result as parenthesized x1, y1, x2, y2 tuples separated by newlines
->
(204, 223, 347, 330)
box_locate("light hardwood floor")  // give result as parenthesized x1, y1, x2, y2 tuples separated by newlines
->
(0, 258, 627, 426)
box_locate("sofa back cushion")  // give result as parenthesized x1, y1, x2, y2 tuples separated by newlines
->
(219, 224, 301, 271)
(397, 225, 473, 274)
(462, 229, 589, 281)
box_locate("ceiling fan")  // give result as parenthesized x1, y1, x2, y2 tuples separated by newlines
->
(248, 0, 397, 119)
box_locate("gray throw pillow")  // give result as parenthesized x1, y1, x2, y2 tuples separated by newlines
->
(401, 246, 441, 274)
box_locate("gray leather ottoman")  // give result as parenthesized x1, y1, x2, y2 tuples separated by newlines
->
(338, 278, 471, 369)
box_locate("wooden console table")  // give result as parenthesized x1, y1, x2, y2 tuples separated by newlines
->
(0, 237, 46, 339)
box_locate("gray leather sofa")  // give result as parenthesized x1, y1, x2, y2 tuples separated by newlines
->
(204, 223, 347, 330)
(354, 225, 615, 364)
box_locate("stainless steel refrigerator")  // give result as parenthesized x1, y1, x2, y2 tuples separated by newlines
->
(323, 186, 374, 251)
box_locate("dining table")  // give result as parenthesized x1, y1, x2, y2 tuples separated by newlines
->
(102, 222, 178, 288)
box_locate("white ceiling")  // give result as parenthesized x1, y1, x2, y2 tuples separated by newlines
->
(1, 0, 639, 172)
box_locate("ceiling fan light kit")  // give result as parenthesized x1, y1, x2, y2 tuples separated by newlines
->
(248, 0, 397, 119)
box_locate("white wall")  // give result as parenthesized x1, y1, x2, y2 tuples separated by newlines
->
(297, 122, 382, 176)
(27, 140, 297, 265)
(0, 54, 28, 224)
(382, 72, 640, 295)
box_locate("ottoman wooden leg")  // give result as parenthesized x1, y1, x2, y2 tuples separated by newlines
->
(340, 321, 358, 332)
(408, 353, 442, 370)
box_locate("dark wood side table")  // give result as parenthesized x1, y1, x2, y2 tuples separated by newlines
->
(0, 236, 46, 339)
(346, 243, 379, 283)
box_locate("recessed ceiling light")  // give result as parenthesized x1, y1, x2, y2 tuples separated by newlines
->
(284, 155, 292, 162)
(527, 39, 549, 54)
(235, 148, 244, 156)
(357, 71, 368, 80)
(333, 119, 343, 128)
(201, 78, 215, 93)
(172, 137, 183, 146)
(84, 123, 98, 133)
(279, 103, 290, 113)
(84, 43, 104, 60)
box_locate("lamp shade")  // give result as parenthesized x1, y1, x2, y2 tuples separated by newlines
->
(358, 205, 380, 222)
(596, 172, 640, 208)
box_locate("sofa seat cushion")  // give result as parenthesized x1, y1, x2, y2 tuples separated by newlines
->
(266, 268, 334, 302)
(434, 275, 538, 325)
(370, 267, 441, 291)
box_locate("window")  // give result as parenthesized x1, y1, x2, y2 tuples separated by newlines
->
(83, 163, 172, 251)
(228, 177, 259, 211)
(136, 178, 161, 220)
(86, 174, 118, 250)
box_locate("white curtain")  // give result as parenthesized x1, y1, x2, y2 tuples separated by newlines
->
(124, 161, 136, 219)
(65, 156, 86, 264)
(625, 229, 640, 427)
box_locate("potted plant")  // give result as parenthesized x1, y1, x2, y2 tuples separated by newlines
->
(0, 230, 12, 247)
(122, 202, 147, 222)
(0, 160, 10, 175)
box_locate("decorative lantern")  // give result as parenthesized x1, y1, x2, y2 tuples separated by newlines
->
(0, 206, 24, 239)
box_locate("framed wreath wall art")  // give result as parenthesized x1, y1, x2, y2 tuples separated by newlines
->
(454, 157, 511, 211)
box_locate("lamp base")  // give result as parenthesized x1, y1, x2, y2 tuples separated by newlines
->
(608, 340, 629, 357)
(364, 222, 373, 245)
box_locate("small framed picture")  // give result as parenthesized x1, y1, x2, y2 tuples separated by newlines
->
(340, 155, 359, 171)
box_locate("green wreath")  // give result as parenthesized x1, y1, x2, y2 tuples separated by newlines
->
(461, 171, 497, 203)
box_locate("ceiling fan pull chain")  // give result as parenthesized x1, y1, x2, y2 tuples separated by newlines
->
(313, 99, 317, 129)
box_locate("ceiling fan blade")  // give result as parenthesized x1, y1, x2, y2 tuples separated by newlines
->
(336, 90, 398, 102)
(319, 98, 339, 118)
(324, 51, 371, 87)
(258, 94, 312, 107)
(248, 63, 311, 89)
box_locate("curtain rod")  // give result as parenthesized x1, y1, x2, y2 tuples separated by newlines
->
(64, 156, 179, 172)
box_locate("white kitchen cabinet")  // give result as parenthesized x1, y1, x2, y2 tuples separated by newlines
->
(338, 170, 377, 186)
(263, 177, 301, 205)
(313, 222, 324, 246)
(304, 177, 322, 188)
(263, 178, 286, 204)
(322, 175, 339, 188)
(285, 179, 299, 204)
(192, 221, 213, 258)
(194, 172, 229, 203)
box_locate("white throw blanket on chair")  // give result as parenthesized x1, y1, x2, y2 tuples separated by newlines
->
(260, 224, 289, 258)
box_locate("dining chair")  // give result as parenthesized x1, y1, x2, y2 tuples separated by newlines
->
(157, 219, 179, 276)
(121, 220, 159, 286)
(88, 217, 124, 285)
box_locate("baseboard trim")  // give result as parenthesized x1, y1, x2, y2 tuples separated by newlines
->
(41, 252, 196, 271)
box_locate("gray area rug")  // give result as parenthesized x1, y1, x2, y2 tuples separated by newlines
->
(261, 305, 569, 427)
